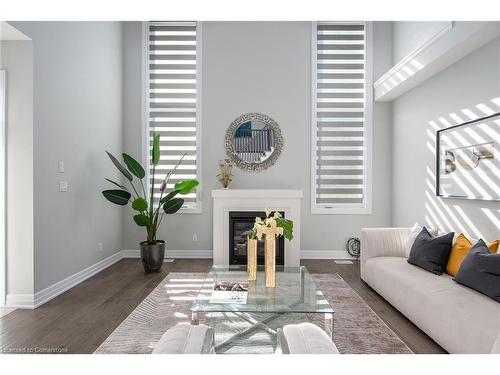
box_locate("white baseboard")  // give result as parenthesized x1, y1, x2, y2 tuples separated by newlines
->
(301, 249, 354, 260)
(6, 250, 124, 310)
(122, 249, 213, 259)
(5, 294, 35, 309)
(124, 249, 353, 260)
(33, 251, 124, 308)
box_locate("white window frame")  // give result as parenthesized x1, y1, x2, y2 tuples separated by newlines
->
(0, 70, 5, 306)
(142, 21, 203, 214)
(310, 21, 373, 215)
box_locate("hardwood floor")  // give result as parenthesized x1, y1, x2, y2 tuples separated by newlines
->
(0, 258, 445, 354)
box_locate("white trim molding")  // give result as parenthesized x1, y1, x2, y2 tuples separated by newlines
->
(5, 294, 34, 309)
(301, 250, 354, 260)
(122, 249, 212, 259)
(375, 21, 500, 102)
(6, 251, 123, 309)
(33, 251, 124, 308)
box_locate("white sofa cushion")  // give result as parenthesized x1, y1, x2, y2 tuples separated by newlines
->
(363, 257, 500, 354)
(152, 324, 214, 354)
(278, 323, 339, 354)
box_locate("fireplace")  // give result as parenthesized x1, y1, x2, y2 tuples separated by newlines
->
(228, 211, 285, 265)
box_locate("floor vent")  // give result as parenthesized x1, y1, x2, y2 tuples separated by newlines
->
(334, 260, 354, 265)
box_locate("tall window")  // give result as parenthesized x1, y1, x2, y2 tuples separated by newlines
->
(311, 22, 372, 214)
(146, 21, 202, 212)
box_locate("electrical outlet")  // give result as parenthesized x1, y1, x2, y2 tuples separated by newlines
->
(98, 242, 104, 251)
(193, 233, 198, 242)
(58, 161, 65, 173)
(59, 180, 68, 192)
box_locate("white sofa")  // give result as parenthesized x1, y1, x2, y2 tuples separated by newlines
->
(360, 227, 500, 354)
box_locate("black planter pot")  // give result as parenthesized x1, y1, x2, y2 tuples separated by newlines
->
(140, 241, 165, 273)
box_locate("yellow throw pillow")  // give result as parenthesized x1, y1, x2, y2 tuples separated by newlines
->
(446, 234, 472, 277)
(446, 234, 499, 276)
(489, 240, 499, 253)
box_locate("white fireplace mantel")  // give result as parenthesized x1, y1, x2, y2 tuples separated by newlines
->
(212, 189, 302, 267)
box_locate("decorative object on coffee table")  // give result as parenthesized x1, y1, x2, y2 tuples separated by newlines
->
(263, 224, 280, 287)
(247, 237, 257, 281)
(101, 132, 199, 273)
(217, 158, 233, 188)
(251, 208, 294, 287)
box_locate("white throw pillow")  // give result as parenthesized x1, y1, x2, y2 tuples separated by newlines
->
(405, 223, 439, 257)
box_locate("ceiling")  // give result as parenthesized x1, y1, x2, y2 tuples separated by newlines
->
(0, 22, 30, 41)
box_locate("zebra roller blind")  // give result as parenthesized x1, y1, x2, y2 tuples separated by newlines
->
(312, 22, 369, 212)
(147, 21, 200, 210)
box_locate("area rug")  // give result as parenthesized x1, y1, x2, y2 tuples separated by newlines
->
(94, 272, 412, 354)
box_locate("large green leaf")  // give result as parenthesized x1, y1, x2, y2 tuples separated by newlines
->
(102, 189, 131, 206)
(276, 218, 294, 241)
(105, 178, 127, 190)
(133, 214, 150, 227)
(132, 197, 148, 212)
(122, 153, 145, 179)
(174, 179, 199, 195)
(152, 133, 160, 166)
(106, 151, 133, 182)
(159, 189, 180, 205)
(163, 198, 184, 214)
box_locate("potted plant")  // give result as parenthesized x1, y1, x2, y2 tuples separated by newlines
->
(102, 132, 199, 273)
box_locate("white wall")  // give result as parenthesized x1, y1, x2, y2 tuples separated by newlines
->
(392, 35, 500, 241)
(392, 21, 451, 64)
(0, 41, 35, 296)
(10, 22, 125, 292)
(122, 21, 394, 256)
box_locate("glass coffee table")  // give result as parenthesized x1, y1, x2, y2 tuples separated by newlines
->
(191, 265, 334, 353)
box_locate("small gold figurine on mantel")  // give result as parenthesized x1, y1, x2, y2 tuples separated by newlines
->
(217, 159, 233, 189)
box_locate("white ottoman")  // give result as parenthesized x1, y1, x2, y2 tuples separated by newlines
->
(152, 324, 214, 354)
(277, 323, 339, 354)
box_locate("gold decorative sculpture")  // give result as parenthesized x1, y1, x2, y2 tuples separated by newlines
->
(250, 208, 294, 287)
(247, 237, 257, 281)
(264, 229, 277, 287)
(217, 159, 233, 189)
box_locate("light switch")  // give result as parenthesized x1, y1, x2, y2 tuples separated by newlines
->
(58, 161, 65, 173)
(59, 180, 68, 192)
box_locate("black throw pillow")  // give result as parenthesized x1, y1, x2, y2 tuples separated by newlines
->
(454, 239, 500, 302)
(407, 227, 454, 275)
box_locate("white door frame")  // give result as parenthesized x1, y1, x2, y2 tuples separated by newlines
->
(0, 70, 6, 306)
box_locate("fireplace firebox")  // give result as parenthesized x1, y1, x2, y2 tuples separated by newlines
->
(228, 211, 285, 266)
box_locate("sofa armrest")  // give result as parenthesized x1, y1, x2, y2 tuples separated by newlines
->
(492, 333, 500, 354)
(360, 228, 410, 281)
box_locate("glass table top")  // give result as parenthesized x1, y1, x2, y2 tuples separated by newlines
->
(191, 265, 334, 314)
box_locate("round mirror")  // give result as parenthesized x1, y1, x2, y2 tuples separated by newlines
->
(225, 113, 284, 171)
